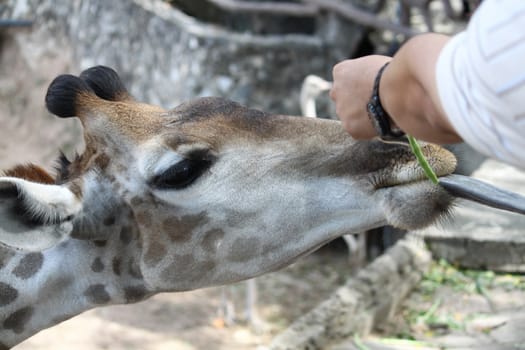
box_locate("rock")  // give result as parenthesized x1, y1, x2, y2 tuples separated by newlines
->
(1, 0, 367, 115)
(420, 160, 525, 272)
(269, 238, 431, 350)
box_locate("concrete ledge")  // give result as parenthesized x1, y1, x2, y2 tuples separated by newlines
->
(268, 238, 431, 350)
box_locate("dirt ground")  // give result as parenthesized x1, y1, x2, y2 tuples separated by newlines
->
(382, 260, 525, 342)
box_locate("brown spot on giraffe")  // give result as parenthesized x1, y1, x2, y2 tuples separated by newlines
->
(228, 237, 261, 262)
(91, 257, 104, 272)
(226, 211, 246, 228)
(112, 257, 122, 276)
(135, 211, 152, 227)
(124, 285, 148, 303)
(93, 240, 107, 247)
(3, 306, 34, 334)
(144, 241, 167, 268)
(163, 212, 208, 243)
(116, 164, 126, 173)
(128, 258, 143, 279)
(0, 282, 18, 307)
(130, 196, 143, 207)
(12, 253, 44, 280)
(94, 152, 111, 171)
(201, 228, 225, 254)
(103, 216, 116, 226)
(119, 226, 133, 245)
(84, 284, 110, 304)
(105, 174, 116, 183)
(161, 254, 215, 284)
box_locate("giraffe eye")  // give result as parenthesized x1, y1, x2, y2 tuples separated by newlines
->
(150, 156, 213, 190)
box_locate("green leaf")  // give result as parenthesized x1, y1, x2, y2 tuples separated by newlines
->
(407, 135, 439, 184)
(353, 334, 370, 350)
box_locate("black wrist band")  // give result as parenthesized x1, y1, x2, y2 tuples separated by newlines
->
(367, 62, 405, 138)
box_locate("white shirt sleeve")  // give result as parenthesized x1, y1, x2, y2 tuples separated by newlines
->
(436, 0, 525, 169)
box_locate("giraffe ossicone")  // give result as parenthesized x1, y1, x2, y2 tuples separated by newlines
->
(0, 66, 458, 348)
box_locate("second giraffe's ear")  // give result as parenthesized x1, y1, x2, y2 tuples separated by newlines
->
(0, 176, 82, 251)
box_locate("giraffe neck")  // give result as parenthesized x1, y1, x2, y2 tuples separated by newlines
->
(0, 211, 146, 348)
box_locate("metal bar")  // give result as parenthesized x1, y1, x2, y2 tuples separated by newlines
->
(0, 19, 33, 28)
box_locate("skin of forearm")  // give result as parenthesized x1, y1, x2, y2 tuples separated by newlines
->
(379, 33, 463, 144)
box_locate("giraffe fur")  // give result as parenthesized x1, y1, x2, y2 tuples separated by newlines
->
(0, 66, 457, 347)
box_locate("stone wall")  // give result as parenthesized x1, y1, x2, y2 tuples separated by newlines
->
(0, 2, 81, 169)
(269, 238, 431, 350)
(2, 0, 365, 114)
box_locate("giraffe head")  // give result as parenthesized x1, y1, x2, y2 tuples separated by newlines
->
(0, 66, 457, 292)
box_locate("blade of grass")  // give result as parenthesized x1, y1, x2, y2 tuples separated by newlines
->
(378, 338, 434, 348)
(420, 298, 442, 323)
(407, 135, 439, 184)
(353, 334, 370, 350)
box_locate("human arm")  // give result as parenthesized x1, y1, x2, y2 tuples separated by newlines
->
(332, 0, 525, 169)
(330, 33, 462, 144)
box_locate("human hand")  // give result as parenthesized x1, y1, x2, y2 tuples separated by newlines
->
(330, 55, 392, 139)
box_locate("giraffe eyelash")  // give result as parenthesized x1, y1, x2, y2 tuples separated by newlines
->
(150, 156, 214, 190)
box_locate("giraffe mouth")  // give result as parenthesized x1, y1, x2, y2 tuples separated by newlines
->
(371, 163, 454, 190)
(373, 169, 525, 216)
(367, 138, 457, 190)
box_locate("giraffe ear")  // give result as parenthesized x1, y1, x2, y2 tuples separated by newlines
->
(0, 177, 82, 251)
